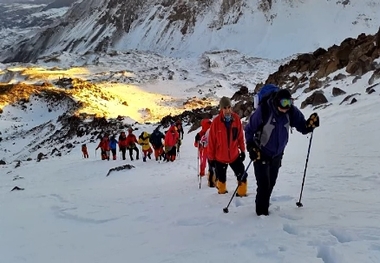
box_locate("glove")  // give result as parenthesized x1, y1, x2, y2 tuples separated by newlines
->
(306, 112, 319, 129)
(239, 151, 246, 162)
(246, 142, 260, 161)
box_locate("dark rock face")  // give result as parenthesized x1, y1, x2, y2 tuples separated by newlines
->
(332, 87, 346, 97)
(300, 91, 328, 109)
(262, 32, 380, 90)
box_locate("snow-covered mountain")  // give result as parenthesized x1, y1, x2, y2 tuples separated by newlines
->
(1, 0, 380, 63)
(0, 0, 76, 53)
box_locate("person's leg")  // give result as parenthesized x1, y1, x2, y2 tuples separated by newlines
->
(128, 148, 134, 161)
(268, 155, 283, 199)
(214, 161, 228, 194)
(229, 157, 247, 197)
(133, 146, 139, 160)
(254, 160, 271, 216)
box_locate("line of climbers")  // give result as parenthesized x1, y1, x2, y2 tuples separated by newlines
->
(94, 119, 184, 163)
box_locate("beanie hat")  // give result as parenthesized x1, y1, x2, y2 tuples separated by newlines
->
(274, 89, 292, 109)
(219, 96, 232, 109)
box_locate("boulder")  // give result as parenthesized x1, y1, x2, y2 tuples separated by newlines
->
(332, 87, 346, 97)
(301, 91, 328, 109)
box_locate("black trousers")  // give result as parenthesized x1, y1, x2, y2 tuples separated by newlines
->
(254, 154, 282, 213)
(120, 147, 127, 160)
(215, 157, 245, 183)
(128, 146, 139, 160)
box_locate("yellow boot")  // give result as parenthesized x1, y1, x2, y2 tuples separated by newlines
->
(236, 181, 247, 197)
(217, 181, 228, 194)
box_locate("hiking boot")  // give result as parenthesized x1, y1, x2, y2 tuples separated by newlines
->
(217, 181, 228, 194)
(236, 181, 247, 197)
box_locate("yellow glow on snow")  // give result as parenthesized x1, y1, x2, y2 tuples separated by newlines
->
(1, 66, 215, 123)
(9, 67, 91, 81)
(72, 83, 188, 123)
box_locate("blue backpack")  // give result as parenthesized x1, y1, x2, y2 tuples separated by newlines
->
(253, 84, 280, 110)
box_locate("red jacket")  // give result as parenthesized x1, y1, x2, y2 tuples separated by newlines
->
(165, 126, 179, 147)
(207, 111, 245, 163)
(97, 137, 110, 151)
(125, 133, 138, 148)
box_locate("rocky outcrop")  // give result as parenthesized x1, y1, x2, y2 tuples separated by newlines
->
(260, 31, 380, 92)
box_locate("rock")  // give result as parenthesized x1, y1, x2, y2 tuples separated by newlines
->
(37, 152, 47, 162)
(304, 78, 322, 93)
(11, 186, 25, 191)
(333, 73, 347, 81)
(368, 68, 380, 85)
(366, 83, 379, 94)
(301, 91, 328, 109)
(339, 93, 361, 105)
(231, 85, 249, 101)
(332, 87, 346, 97)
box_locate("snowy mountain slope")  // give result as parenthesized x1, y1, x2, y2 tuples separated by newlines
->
(0, 1, 74, 52)
(1, 82, 380, 262)
(0, 50, 285, 163)
(2, 0, 380, 63)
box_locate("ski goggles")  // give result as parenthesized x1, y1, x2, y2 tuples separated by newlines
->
(279, 98, 293, 108)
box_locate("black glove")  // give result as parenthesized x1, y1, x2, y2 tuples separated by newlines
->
(306, 112, 319, 129)
(195, 133, 201, 142)
(239, 151, 246, 162)
(246, 142, 261, 161)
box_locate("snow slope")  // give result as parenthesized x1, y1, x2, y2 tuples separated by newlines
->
(1, 91, 380, 262)
(1, 53, 380, 262)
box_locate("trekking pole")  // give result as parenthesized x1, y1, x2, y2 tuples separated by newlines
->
(223, 160, 253, 213)
(197, 148, 201, 189)
(296, 131, 314, 208)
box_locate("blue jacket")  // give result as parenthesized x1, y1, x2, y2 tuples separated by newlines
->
(245, 99, 310, 158)
(109, 138, 118, 150)
(150, 130, 165, 147)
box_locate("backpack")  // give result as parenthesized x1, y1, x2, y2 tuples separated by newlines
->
(253, 84, 280, 110)
(253, 85, 292, 144)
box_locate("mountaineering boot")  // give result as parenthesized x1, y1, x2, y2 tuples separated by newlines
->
(236, 181, 247, 197)
(217, 181, 228, 194)
(143, 157, 147, 162)
(256, 205, 269, 216)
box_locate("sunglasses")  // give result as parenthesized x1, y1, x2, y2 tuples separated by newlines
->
(279, 98, 293, 108)
(223, 105, 231, 109)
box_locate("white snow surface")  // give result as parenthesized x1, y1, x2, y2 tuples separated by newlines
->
(1, 50, 380, 262)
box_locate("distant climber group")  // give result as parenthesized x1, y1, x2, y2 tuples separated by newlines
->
(94, 119, 183, 163)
